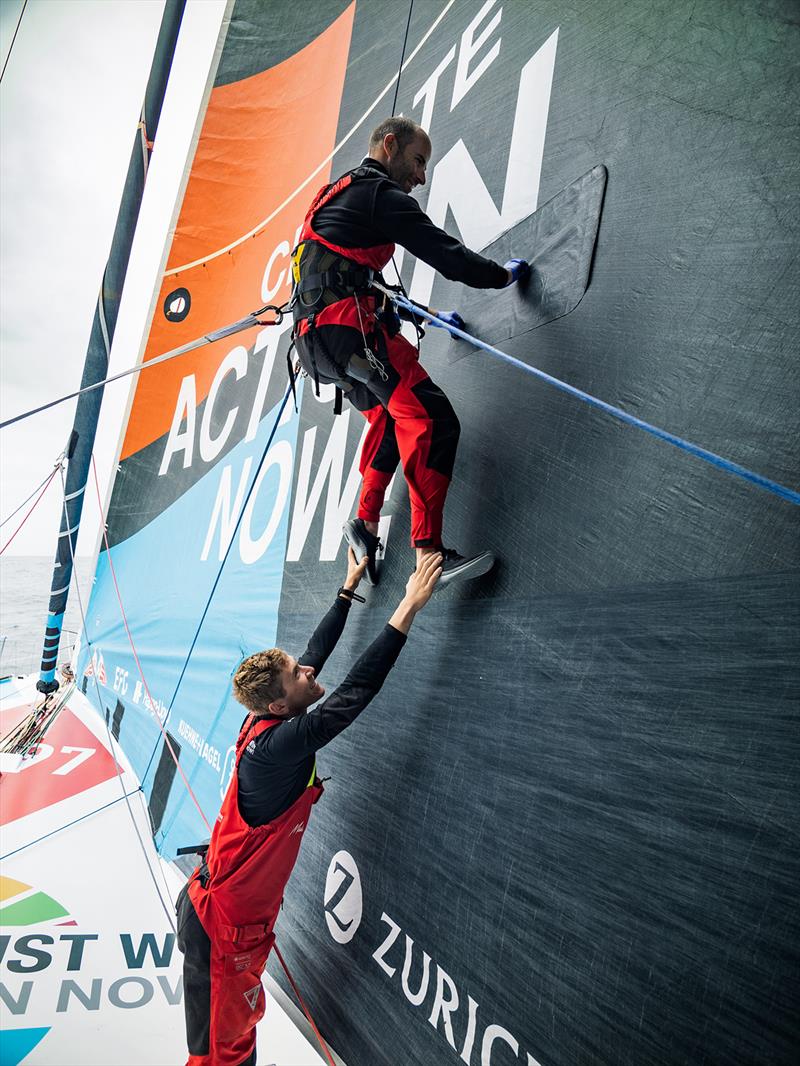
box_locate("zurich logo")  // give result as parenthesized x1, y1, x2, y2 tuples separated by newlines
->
(323, 850, 363, 944)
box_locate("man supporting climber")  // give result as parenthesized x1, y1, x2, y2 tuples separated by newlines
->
(176, 549, 442, 1066)
(291, 116, 529, 586)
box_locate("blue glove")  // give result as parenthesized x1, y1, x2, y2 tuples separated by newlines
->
(503, 258, 530, 286)
(429, 310, 465, 334)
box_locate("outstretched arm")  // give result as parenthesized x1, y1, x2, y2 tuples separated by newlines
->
(298, 549, 368, 673)
(266, 554, 443, 758)
(373, 183, 507, 289)
(387, 551, 442, 634)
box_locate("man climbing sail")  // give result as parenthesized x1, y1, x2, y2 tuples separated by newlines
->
(176, 548, 442, 1066)
(291, 116, 529, 586)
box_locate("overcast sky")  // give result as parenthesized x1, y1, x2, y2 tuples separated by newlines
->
(0, 0, 226, 557)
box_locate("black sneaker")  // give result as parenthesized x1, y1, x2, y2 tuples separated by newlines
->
(343, 518, 382, 585)
(438, 547, 495, 586)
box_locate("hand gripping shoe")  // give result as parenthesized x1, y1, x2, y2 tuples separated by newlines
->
(343, 518, 383, 585)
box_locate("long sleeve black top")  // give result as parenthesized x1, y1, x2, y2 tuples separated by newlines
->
(237, 597, 407, 826)
(312, 157, 508, 290)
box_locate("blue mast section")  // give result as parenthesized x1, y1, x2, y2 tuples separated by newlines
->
(37, 0, 187, 694)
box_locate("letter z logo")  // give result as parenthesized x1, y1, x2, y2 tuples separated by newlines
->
(323, 849, 363, 944)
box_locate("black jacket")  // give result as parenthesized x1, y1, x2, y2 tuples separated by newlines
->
(237, 597, 406, 825)
(312, 157, 508, 289)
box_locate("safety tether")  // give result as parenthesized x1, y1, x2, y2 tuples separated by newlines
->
(0, 303, 287, 432)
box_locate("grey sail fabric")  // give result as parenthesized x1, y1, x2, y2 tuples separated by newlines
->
(83, 1, 800, 1065)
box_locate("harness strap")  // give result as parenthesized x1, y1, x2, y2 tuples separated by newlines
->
(195, 858, 211, 889)
(286, 339, 298, 413)
(305, 314, 321, 397)
(296, 266, 373, 295)
(310, 321, 350, 411)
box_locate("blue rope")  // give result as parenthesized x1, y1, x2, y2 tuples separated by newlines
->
(394, 293, 800, 507)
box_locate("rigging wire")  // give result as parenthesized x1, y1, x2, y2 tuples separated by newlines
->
(142, 380, 295, 783)
(390, 0, 414, 116)
(0, 463, 62, 530)
(60, 462, 179, 932)
(89, 454, 214, 838)
(85, 386, 339, 1061)
(0, 462, 62, 555)
(0, 0, 28, 84)
(1, 793, 144, 861)
(373, 282, 800, 508)
(0, 303, 286, 432)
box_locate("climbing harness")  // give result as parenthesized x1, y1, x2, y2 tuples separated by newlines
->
(289, 164, 401, 411)
(290, 239, 376, 315)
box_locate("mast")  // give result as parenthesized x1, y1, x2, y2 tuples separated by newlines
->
(37, 0, 187, 694)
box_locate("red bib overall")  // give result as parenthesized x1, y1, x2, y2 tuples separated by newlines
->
(182, 715, 323, 1066)
(294, 169, 396, 289)
(292, 170, 460, 548)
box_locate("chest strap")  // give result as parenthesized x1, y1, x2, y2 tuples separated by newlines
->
(296, 265, 374, 297)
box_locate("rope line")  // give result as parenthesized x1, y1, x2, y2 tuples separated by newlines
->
(0, 305, 285, 432)
(89, 455, 213, 837)
(144, 381, 295, 785)
(0, 463, 61, 530)
(0, 791, 141, 861)
(377, 285, 800, 507)
(0, 0, 28, 84)
(274, 943, 337, 1066)
(0, 464, 61, 555)
(390, 0, 414, 117)
(60, 464, 178, 932)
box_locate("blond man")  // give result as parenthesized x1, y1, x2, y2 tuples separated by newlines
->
(177, 550, 441, 1066)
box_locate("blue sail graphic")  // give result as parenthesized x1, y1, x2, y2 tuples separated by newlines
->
(78, 389, 302, 858)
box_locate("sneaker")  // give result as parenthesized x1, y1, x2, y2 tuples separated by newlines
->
(343, 518, 382, 585)
(437, 547, 495, 586)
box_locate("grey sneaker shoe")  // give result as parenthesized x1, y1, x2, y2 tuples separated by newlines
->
(343, 518, 382, 585)
(438, 547, 495, 586)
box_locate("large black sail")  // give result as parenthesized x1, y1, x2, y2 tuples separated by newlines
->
(84, 2, 798, 1064)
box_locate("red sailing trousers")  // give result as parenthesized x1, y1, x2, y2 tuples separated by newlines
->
(296, 296, 460, 547)
(177, 715, 322, 1066)
(177, 886, 271, 1066)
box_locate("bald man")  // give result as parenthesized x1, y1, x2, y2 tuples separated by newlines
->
(291, 116, 528, 586)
